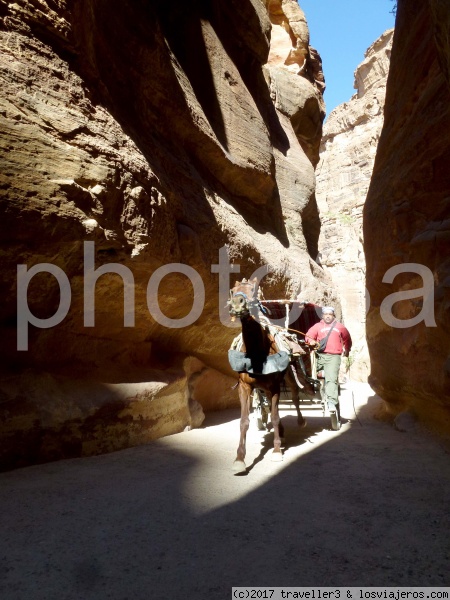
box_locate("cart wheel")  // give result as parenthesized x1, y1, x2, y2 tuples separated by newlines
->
(330, 404, 341, 431)
(252, 390, 268, 431)
(262, 398, 271, 429)
(251, 388, 260, 410)
(255, 405, 266, 431)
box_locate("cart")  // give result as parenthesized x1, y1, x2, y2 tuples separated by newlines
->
(251, 300, 342, 431)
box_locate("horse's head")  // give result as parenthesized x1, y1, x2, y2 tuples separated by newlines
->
(228, 278, 260, 319)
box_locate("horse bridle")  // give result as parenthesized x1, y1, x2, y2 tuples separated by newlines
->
(228, 286, 268, 318)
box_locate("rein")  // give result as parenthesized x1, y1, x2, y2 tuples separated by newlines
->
(265, 323, 320, 350)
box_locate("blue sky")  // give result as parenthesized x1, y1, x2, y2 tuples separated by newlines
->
(298, 0, 396, 117)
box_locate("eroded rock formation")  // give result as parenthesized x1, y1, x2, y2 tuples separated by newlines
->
(364, 0, 450, 431)
(315, 29, 394, 380)
(0, 0, 332, 468)
(265, 0, 325, 166)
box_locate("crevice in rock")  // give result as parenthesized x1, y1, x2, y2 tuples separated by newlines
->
(301, 192, 320, 260)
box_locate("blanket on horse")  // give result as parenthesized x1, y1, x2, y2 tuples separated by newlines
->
(228, 320, 301, 375)
(228, 348, 290, 375)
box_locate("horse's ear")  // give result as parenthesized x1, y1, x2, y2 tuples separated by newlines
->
(234, 280, 240, 287)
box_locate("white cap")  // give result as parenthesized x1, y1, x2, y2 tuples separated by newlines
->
(322, 306, 335, 314)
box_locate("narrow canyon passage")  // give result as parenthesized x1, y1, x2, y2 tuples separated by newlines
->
(1, 2, 449, 596)
(1, 385, 448, 600)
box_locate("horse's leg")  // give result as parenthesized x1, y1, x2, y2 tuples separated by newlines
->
(269, 385, 283, 462)
(285, 366, 306, 428)
(233, 380, 252, 472)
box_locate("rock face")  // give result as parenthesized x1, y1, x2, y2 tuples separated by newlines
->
(364, 0, 450, 431)
(266, 0, 325, 166)
(0, 0, 332, 469)
(315, 29, 394, 380)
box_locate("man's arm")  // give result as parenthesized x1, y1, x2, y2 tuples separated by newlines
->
(305, 323, 319, 345)
(340, 325, 352, 356)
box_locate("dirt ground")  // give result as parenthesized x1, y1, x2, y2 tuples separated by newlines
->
(1, 382, 449, 600)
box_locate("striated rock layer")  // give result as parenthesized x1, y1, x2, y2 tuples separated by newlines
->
(0, 0, 332, 469)
(316, 29, 394, 381)
(364, 0, 450, 431)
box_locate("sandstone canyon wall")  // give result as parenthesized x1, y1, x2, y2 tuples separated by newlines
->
(315, 29, 394, 381)
(0, 0, 333, 469)
(364, 0, 450, 431)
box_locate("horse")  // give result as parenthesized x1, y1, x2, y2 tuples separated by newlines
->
(228, 277, 317, 472)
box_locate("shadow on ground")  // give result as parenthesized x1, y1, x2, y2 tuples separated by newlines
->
(0, 388, 449, 600)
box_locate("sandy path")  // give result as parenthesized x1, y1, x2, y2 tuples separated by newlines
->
(0, 383, 449, 600)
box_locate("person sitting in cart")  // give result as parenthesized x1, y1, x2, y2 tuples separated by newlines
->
(305, 306, 352, 414)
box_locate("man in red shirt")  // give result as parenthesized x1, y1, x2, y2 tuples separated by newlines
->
(305, 306, 352, 414)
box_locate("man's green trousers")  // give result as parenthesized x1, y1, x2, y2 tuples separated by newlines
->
(316, 352, 341, 406)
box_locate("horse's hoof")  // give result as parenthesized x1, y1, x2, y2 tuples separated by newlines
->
(270, 451, 283, 462)
(299, 418, 307, 429)
(233, 460, 247, 473)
